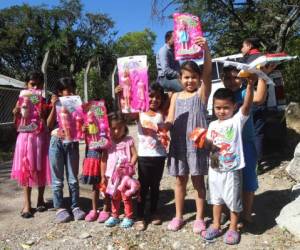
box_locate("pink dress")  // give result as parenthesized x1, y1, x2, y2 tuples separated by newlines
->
(11, 114, 51, 187)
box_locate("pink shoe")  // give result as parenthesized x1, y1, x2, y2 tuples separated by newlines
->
(167, 217, 184, 231)
(85, 210, 98, 222)
(193, 219, 206, 234)
(97, 211, 110, 223)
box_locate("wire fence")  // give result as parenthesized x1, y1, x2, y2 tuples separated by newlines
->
(0, 86, 22, 125)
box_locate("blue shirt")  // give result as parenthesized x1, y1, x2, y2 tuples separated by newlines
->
(156, 44, 180, 79)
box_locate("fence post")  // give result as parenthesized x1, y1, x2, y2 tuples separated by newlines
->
(41, 50, 50, 98)
(84, 59, 93, 102)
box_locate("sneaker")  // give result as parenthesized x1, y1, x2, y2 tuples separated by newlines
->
(97, 211, 110, 223)
(72, 207, 85, 221)
(193, 219, 206, 234)
(85, 210, 98, 222)
(105, 216, 120, 227)
(55, 209, 72, 223)
(120, 218, 134, 228)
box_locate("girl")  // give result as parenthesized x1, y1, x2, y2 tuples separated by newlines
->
(47, 77, 85, 223)
(104, 113, 138, 228)
(116, 82, 168, 231)
(11, 71, 51, 218)
(165, 36, 212, 232)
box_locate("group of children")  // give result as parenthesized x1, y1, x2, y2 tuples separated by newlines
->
(11, 36, 268, 245)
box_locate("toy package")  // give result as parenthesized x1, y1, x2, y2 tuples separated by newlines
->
(173, 13, 204, 61)
(83, 100, 111, 150)
(17, 89, 43, 133)
(117, 55, 149, 113)
(56, 95, 84, 143)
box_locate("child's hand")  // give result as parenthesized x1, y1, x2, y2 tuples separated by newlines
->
(50, 94, 59, 107)
(115, 85, 123, 95)
(12, 106, 20, 116)
(194, 36, 208, 50)
(246, 74, 257, 86)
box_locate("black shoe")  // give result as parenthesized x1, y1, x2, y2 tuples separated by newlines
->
(20, 211, 33, 219)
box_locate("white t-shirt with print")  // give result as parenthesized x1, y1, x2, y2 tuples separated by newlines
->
(137, 112, 167, 157)
(206, 109, 249, 172)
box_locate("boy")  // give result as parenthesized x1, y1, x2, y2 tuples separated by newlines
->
(47, 77, 85, 223)
(202, 76, 254, 245)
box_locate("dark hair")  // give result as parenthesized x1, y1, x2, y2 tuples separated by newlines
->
(213, 88, 235, 104)
(221, 65, 239, 80)
(56, 77, 76, 93)
(165, 30, 173, 43)
(180, 61, 202, 77)
(108, 111, 129, 137)
(148, 82, 167, 109)
(243, 37, 260, 49)
(25, 71, 44, 87)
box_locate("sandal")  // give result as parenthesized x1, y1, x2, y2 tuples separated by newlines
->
(97, 211, 110, 223)
(36, 203, 47, 212)
(120, 218, 134, 228)
(193, 219, 206, 234)
(105, 216, 120, 227)
(134, 220, 146, 231)
(223, 229, 240, 245)
(167, 217, 184, 231)
(151, 214, 162, 225)
(55, 209, 72, 223)
(201, 226, 222, 241)
(20, 209, 33, 219)
(85, 210, 98, 222)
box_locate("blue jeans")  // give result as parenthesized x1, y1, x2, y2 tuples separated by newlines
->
(49, 136, 80, 209)
(157, 77, 183, 92)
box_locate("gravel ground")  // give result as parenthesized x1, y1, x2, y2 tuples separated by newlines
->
(1, 125, 300, 250)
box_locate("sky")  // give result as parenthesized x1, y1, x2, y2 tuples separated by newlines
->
(0, 0, 177, 52)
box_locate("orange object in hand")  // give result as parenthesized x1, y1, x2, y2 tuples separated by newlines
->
(189, 127, 207, 148)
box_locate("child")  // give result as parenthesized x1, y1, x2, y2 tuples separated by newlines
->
(11, 71, 51, 218)
(203, 77, 254, 245)
(165, 36, 212, 232)
(81, 147, 111, 222)
(104, 113, 138, 228)
(116, 82, 168, 231)
(221, 65, 274, 227)
(47, 77, 85, 223)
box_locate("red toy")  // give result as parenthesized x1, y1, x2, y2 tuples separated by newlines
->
(189, 127, 207, 148)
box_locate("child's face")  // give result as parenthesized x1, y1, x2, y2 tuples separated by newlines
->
(59, 88, 74, 97)
(213, 98, 236, 120)
(27, 80, 41, 90)
(110, 121, 126, 141)
(241, 41, 251, 55)
(180, 69, 200, 92)
(223, 70, 242, 92)
(149, 92, 162, 111)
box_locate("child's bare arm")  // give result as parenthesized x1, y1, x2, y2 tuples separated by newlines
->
(241, 76, 255, 116)
(47, 95, 58, 129)
(195, 37, 212, 104)
(130, 144, 138, 167)
(165, 92, 177, 129)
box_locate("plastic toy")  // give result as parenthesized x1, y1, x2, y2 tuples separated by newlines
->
(117, 55, 149, 113)
(173, 13, 204, 61)
(158, 127, 170, 149)
(117, 175, 140, 199)
(189, 127, 207, 148)
(215, 52, 298, 85)
(17, 89, 43, 133)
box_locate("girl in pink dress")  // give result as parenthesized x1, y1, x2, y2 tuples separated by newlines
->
(11, 72, 51, 218)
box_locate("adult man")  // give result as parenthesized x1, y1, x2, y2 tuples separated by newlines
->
(156, 31, 183, 92)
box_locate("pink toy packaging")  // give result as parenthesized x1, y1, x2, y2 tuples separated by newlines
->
(56, 95, 84, 143)
(83, 100, 111, 150)
(173, 13, 204, 61)
(16, 89, 43, 133)
(117, 55, 149, 113)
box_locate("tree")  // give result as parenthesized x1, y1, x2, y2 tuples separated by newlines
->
(113, 29, 157, 81)
(0, 0, 115, 80)
(151, 0, 300, 55)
